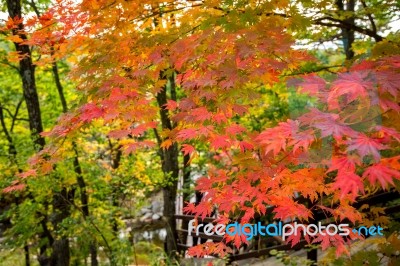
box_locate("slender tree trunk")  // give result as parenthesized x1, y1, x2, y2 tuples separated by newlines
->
(24, 245, 30, 266)
(155, 75, 179, 258)
(179, 154, 191, 249)
(161, 146, 179, 257)
(182, 154, 191, 208)
(53, 60, 99, 266)
(106, 140, 122, 266)
(149, 4, 180, 256)
(6, 0, 44, 149)
(109, 139, 122, 236)
(6, 1, 70, 265)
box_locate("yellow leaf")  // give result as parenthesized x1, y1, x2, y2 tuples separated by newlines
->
(7, 35, 24, 43)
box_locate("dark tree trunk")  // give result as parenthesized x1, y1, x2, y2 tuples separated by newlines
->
(179, 154, 191, 249)
(50, 188, 74, 266)
(182, 154, 191, 207)
(50, 238, 70, 266)
(24, 245, 31, 266)
(156, 75, 179, 258)
(109, 139, 122, 235)
(150, 5, 180, 257)
(6, 1, 70, 265)
(6, 0, 45, 149)
(161, 145, 179, 257)
(336, 0, 356, 59)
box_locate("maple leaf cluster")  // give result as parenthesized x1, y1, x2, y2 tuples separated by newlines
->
(183, 56, 400, 256)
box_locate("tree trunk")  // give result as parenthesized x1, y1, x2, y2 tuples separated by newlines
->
(150, 4, 180, 257)
(6, 0, 44, 149)
(161, 145, 179, 257)
(50, 237, 70, 266)
(156, 75, 179, 258)
(6, 1, 70, 265)
(336, 0, 356, 59)
(182, 154, 191, 207)
(24, 245, 30, 266)
(54, 59, 99, 266)
(49, 187, 74, 266)
(109, 139, 122, 236)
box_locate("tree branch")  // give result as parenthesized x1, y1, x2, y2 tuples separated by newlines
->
(360, 0, 378, 34)
(0, 104, 13, 144)
(283, 64, 343, 76)
(314, 16, 383, 42)
(10, 97, 24, 133)
(25, 0, 41, 17)
(0, 60, 20, 72)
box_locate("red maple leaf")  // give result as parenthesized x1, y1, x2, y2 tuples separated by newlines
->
(286, 225, 307, 247)
(300, 108, 357, 138)
(181, 144, 195, 156)
(195, 201, 214, 220)
(328, 72, 372, 110)
(363, 163, 400, 189)
(131, 122, 157, 136)
(326, 155, 361, 173)
(211, 242, 232, 257)
(376, 69, 400, 98)
(376, 126, 400, 143)
(226, 124, 247, 135)
(122, 140, 155, 154)
(257, 120, 299, 155)
(379, 98, 400, 112)
(298, 74, 327, 98)
(17, 169, 37, 179)
(187, 245, 205, 257)
(108, 129, 130, 139)
(224, 223, 249, 248)
(176, 128, 198, 140)
(109, 87, 127, 101)
(238, 141, 254, 152)
(79, 103, 104, 122)
(315, 120, 357, 138)
(312, 233, 350, 257)
(3, 183, 26, 193)
(191, 107, 212, 122)
(210, 135, 231, 150)
(241, 207, 255, 223)
(289, 129, 315, 152)
(332, 170, 364, 200)
(347, 134, 386, 161)
(272, 199, 312, 221)
(163, 99, 178, 111)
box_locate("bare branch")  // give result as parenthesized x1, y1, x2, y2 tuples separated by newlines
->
(25, 0, 41, 17)
(0, 61, 20, 73)
(314, 16, 383, 42)
(360, 0, 378, 34)
(0, 104, 13, 143)
(11, 97, 24, 133)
